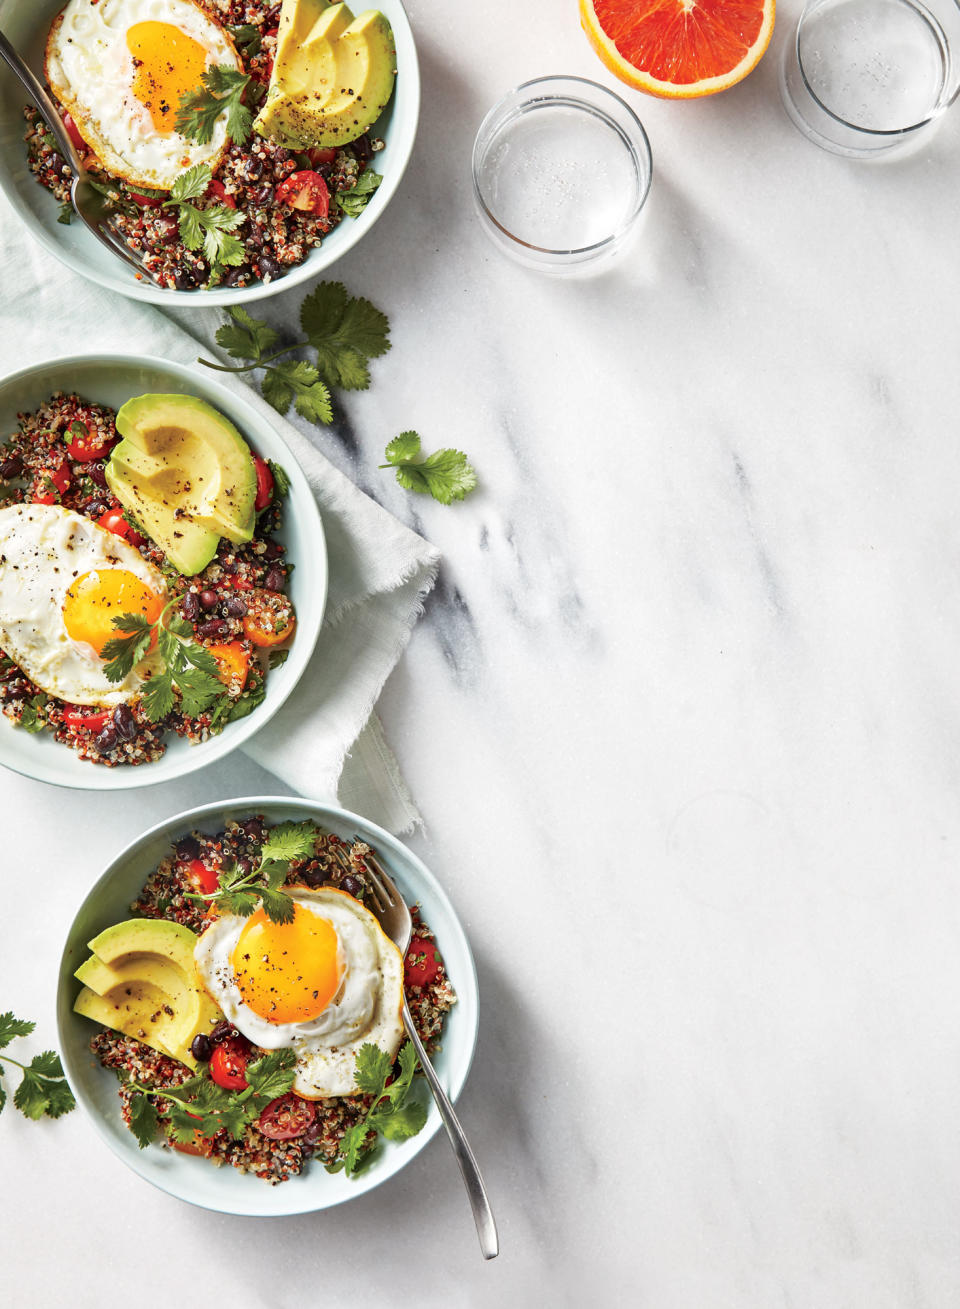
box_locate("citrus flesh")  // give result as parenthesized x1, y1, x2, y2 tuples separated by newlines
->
(580, 0, 776, 99)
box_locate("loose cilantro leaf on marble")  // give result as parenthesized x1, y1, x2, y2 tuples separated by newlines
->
(381, 432, 477, 504)
(0, 1016, 76, 1121)
(261, 360, 333, 424)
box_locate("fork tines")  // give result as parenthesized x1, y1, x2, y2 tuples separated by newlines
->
(353, 839, 396, 912)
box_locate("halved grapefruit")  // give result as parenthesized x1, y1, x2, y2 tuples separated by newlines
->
(580, 0, 776, 99)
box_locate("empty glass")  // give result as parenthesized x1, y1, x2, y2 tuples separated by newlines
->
(472, 76, 652, 273)
(780, 0, 960, 157)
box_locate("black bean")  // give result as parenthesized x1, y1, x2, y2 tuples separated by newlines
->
(197, 618, 227, 639)
(263, 541, 284, 559)
(209, 1021, 237, 1046)
(88, 462, 107, 487)
(251, 185, 274, 206)
(244, 156, 265, 181)
(220, 266, 248, 288)
(300, 865, 325, 888)
(258, 253, 282, 280)
(174, 264, 199, 290)
(264, 567, 285, 592)
(224, 596, 248, 617)
(181, 591, 200, 622)
(95, 726, 118, 752)
(241, 818, 264, 841)
(112, 703, 137, 741)
(219, 557, 237, 574)
(246, 225, 264, 250)
(199, 589, 218, 611)
(84, 500, 108, 518)
(353, 133, 372, 168)
(0, 454, 23, 479)
(236, 858, 253, 878)
(340, 874, 363, 899)
(302, 1118, 324, 1145)
(176, 835, 202, 860)
(191, 1033, 212, 1062)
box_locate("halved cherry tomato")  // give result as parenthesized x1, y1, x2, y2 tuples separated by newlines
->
(242, 588, 296, 648)
(61, 112, 85, 152)
(183, 857, 219, 896)
(97, 509, 145, 548)
(257, 1093, 316, 1141)
(253, 454, 273, 511)
(208, 641, 250, 693)
(65, 421, 114, 462)
(307, 147, 337, 167)
(63, 707, 111, 733)
(404, 936, 442, 989)
(206, 179, 237, 209)
(275, 169, 329, 218)
(129, 190, 165, 208)
(32, 460, 71, 504)
(210, 1038, 249, 1090)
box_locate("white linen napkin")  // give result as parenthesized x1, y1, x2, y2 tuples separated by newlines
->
(0, 194, 440, 832)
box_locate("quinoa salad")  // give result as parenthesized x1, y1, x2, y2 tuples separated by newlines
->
(24, 0, 386, 291)
(0, 392, 295, 765)
(88, 818, 457, 1183)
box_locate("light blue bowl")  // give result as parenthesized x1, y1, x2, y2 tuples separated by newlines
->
(57, 797, 480, 1216)
(0, 354, 326, 789)
(0, 0, 420, 304)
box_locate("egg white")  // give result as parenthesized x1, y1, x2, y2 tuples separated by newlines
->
(0, 503, 166, 706)
(194, 886, 405, 1098)
(46, 0, 241, 190)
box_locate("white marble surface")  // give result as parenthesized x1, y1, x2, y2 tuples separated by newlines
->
(5, 0, 960, 1304)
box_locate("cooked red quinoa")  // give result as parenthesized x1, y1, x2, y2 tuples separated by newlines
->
(24, 0, 385, 291)
(91, 819, 457, 1183)
(0, 393, 294, 765)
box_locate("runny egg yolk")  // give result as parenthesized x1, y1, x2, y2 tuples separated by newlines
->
(231, 906, 343, 1024)
(62, 569, 165, 655)
(126, 22, 209, 134)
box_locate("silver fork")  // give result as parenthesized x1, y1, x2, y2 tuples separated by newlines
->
(342, 839, 499, 1260)
(0, 30, 146, 277)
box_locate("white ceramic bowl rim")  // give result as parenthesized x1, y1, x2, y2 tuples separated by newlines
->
(56, 796, 480, 1217)
(0, 352, 326, 790)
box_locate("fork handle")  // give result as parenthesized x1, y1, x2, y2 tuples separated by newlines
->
(0, 30, 84, 173)
(403, 1005, 499, 1260)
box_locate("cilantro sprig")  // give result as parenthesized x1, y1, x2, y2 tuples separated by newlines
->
(175, 66, 254, 146)
(381, 432, 478, 504)
(184, 820, 320, 924)
(0, 1012, 76, 1121)
(165, 165, 245, 280)
(101, 598, 226, 722)
(198, 281, 391, 423)
(326, 1042, 427, 1176)
(127, 1048, 296, 1149)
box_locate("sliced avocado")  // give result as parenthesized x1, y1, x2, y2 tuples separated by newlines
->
(106, 394, 258, 576)
(254, 2, 397, 149)
(74, 919, 224, 1069)
(74, 980, 181, 1063)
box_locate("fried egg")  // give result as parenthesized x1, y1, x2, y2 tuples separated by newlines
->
(0, 504, 166, 706)
(45, 0, 242, 190)
(194, 887, 405, 1098)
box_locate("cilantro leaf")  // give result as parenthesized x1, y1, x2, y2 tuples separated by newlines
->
(175, 66, 252, 146)
(12, 1051, 75, 1120)
(128, 1089, 160, 1147)
(169, 164, 211, 205)
(141, 673, 176, 722)
(267, 460, 291, 502)
(353, 1043, 392, 1098)
(18, 694, 49, 734)
(379, 1097, 428, 1141)
(260, 820, 320, 864)
(301, 282, 391, 389)
(215, 888, 261, 917)
(335, 170, 383, 218)
(245, 1048, 297, 1102)
(268, 648, 289, 669)
(0, 1013, 35, 1049)
(382, 432, 478, 504)
(258, 886, 296, 925)
(57, 202, 74, 225)
(174, 664, 225, 718)
(225, 23, 262, 58)
(216, 306, 280, 363)
(261, 361, 333, 424)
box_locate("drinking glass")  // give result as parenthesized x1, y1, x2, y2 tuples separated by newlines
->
(780, 0, 960, 157)
(471, 76, 652, 274)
